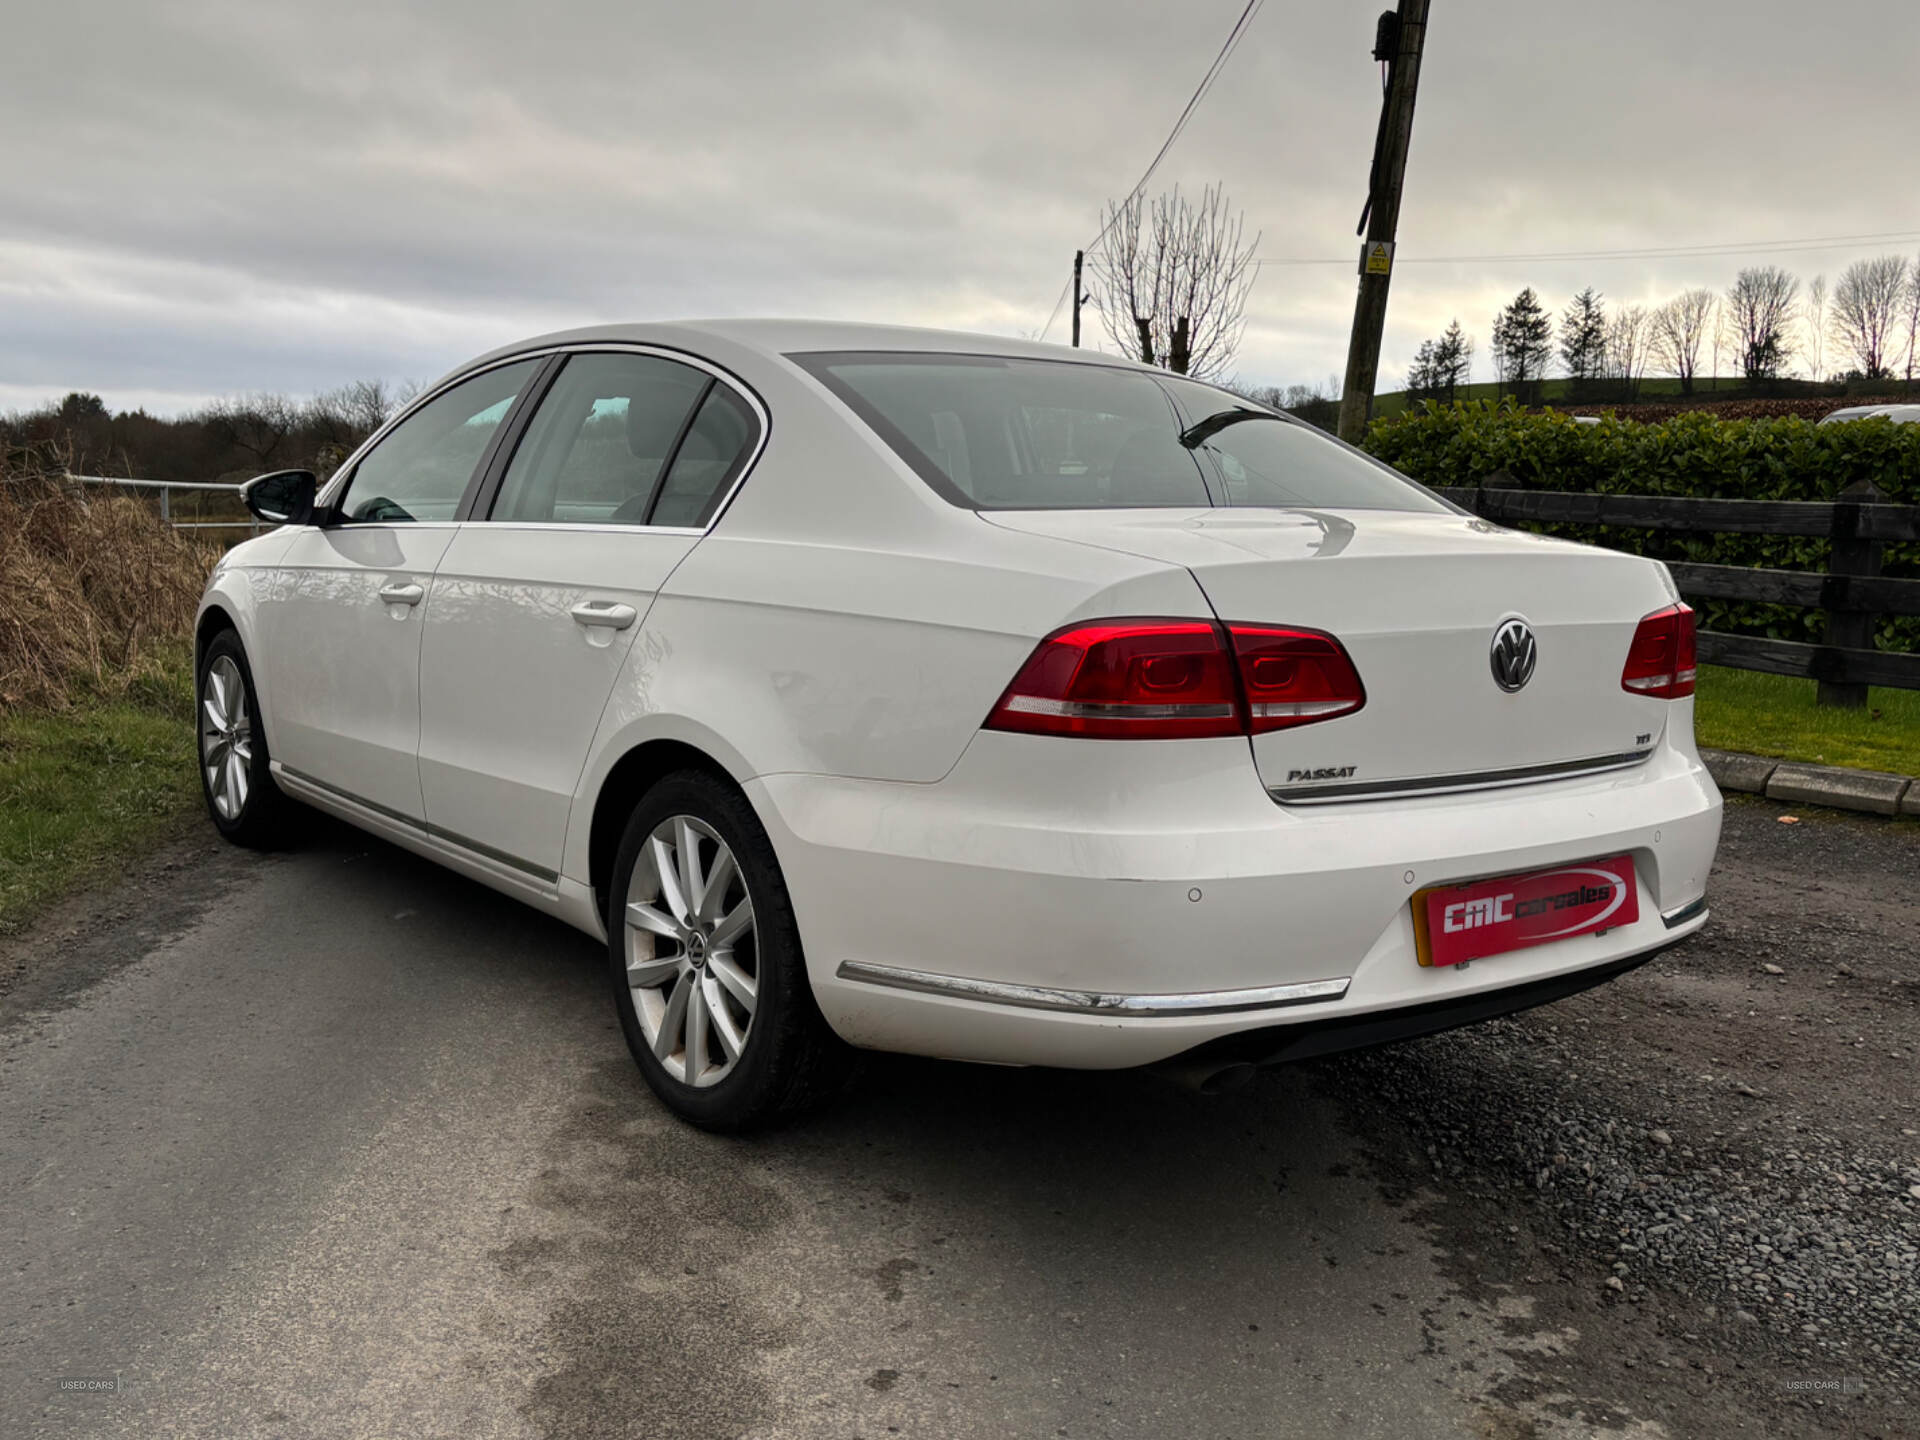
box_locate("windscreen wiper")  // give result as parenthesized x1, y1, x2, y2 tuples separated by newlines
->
(1177, 407, 1287, 450)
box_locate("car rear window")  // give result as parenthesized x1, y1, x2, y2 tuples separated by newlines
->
(792, 351, 1445, 514)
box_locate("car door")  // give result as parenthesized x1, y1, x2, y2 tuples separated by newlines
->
(257, 358, 543, 820)
(416, 349, 763, 880)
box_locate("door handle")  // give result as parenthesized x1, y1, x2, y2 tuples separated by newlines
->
(378, 582, 425, 606)
(570, 600, 638, 631)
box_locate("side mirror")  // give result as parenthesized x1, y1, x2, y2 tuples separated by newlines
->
(241, 469, 318, 526)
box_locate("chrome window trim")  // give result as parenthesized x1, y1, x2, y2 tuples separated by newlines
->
(1269, 749, 1655, 806)
(834, 960, 1350, 1016)
(445, 521, 708, 538)
(315, 342, 771, 537)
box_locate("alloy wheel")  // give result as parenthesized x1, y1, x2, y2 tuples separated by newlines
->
(199, 655, 253, 821)
(624, 815, 759, 1088)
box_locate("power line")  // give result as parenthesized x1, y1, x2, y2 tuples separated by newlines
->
(1040, 0, 1264, 338)
(1083, 0, 1264, 257)
(1038, 271, 1074, 342)
(1255, 227, 1920, 269)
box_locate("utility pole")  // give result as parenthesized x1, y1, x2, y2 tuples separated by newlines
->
(1071, 250, 1085, 347)
(1336, 0, 1431, 444)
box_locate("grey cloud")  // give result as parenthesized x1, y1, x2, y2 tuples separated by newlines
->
(3, 0, 1915, 413)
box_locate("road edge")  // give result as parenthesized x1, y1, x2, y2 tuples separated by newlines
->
(1700, 747, 1919, 817)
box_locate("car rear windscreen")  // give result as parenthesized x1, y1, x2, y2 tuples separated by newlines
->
(792, 351, 1446, 513)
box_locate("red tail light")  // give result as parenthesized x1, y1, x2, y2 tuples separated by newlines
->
(1621, 603, 1697, 699)
(984, 619, 1365, 739)
(1230, 625, 1368, 733)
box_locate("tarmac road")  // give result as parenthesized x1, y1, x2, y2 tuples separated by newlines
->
(2, 801, 1913, 1438)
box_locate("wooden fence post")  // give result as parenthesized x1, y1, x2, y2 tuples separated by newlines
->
(1817, 478, 1884, 710)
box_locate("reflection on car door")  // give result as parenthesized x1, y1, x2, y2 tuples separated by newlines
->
(416, 351, 761, 881)
(258, 359, 541, 821)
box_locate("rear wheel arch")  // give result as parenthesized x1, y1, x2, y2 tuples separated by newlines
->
(588, 739, 745, 925)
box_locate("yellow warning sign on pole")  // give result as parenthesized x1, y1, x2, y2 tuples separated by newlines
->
(1362, 241, 1394, 276)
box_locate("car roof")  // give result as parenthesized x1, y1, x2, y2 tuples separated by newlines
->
(1819, 403, 1920, 424)
(462, 319, 1158, 376)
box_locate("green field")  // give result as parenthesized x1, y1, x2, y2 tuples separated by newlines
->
(0, 647, 201, 935)
(1693, 664, 1920, 776)
(1369, 376, 1800, 419)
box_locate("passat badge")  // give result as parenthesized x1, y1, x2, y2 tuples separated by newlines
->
(1489, 618, 1537, 693)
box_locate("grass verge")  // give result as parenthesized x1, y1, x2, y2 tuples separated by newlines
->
(1693, 663, 1920, 776)
(0, 643, 201, 936)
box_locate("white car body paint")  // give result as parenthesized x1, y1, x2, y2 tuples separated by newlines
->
(198, 320, 1721, 1072)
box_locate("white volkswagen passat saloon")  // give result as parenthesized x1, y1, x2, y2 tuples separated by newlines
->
(199, 322, 1721, 1129)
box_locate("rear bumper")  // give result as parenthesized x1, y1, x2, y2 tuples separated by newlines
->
(750, 730, 1722, 1069)
(1178, 939, 1684, 1070)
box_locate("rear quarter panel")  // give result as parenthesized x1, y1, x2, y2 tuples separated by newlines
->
(561, 344, 1209, 884)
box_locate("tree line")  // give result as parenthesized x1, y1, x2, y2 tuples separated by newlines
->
(1406, 253, 1920, 405)
(0, 380, 418, 486)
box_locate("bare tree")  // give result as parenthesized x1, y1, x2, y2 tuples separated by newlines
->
(1725, 266, 1799, 383)
(1090, 183, 1259, 380)
(1830, 255, 1911, 381)
(1803, 274, 1828, 383)
(202, 393, 303, 469)
(1710, 297, 1727, 391)
(1604, 304, 1651, 401)
(1904, 253, 1920, 390)
(1649, 289, 1714, 395)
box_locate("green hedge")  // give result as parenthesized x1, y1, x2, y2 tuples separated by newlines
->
(1362, 400, 1920, 651)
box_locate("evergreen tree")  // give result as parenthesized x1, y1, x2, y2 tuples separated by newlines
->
(1434, 319, 1474, 400)
(1405, 339, 1441, 400)
(1492, 289, 1553, 402)
(1559, 288, 1608, 390)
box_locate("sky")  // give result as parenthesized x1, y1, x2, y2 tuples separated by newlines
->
(3, 0, 1917, 416)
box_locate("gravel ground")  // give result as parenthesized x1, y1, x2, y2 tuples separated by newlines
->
(4, 792, 1916, 1437)
(1313, 794, 1920, 1436)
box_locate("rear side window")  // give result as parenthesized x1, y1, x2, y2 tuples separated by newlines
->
(649, 385, 758, 528)
(1158, 377, 1449, 513)
(490, 353, 714, 525)
(795, 353, 1210, 509)
(794, 351, 1445, 514)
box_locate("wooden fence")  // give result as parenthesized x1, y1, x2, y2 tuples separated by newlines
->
(1430, 479, 1920, 707)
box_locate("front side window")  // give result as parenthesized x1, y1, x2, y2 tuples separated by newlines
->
(794, 351, 1445, 514)
(334, 359, 539, 523)
(490, 352, 754, 526)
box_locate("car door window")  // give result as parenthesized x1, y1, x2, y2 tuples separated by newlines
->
(490, 353, 719, 525)
(334, 360, 540, 523)
(648, 384, 758, 528)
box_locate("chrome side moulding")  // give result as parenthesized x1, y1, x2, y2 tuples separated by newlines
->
(1269, 749, 1655, 805)
(834, 961, 1351, 1016)
(277, 765, 560, 883)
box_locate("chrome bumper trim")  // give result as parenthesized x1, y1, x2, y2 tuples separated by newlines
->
(834, 961, 1351, 1017)
(1268, 749, 1655, 805)
(1660, 896, 1709, 930)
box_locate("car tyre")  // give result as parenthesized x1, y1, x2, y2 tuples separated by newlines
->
(608, 770, 853, 1131)
(197, 629, 296, 849)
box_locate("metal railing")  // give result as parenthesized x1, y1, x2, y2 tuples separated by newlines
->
(65, 475, 265, 534)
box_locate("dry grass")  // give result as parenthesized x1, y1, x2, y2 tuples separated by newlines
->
(0, 442, 217, 709)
